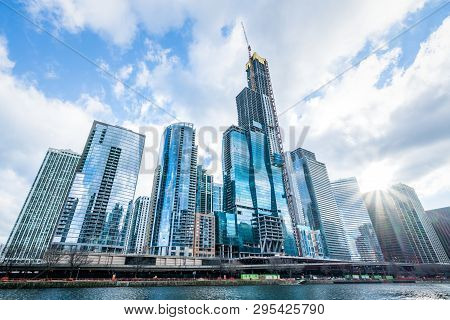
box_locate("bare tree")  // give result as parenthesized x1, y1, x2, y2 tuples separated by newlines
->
(132, 256, 146, 279)
(66, 249, 91, 279)
(42, 248, 63, 279)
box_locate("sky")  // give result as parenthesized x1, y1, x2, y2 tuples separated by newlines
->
(0, 0, 449, 244)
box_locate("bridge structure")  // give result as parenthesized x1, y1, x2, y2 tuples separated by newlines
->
(1, 254, 449, 279)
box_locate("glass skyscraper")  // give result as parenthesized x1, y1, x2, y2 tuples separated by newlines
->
(331, 177, 384, 262)
(125, 196, 152, 254)
(285, 148, 350, 261)
(285, 151, 324, 258)
(212, 183, 223, 213)
(222, 124, 297, 257)
(364, 184, 449, 263)
(149, 122, 198, 257)
(219, 50, 298, 257)
(2, 149, 80, 263)
(426, 207, 450, 259)
(195, 165, 213, 214)
(52, 121, 145, 253)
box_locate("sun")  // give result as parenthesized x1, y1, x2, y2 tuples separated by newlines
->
(358, 161, 396, 193)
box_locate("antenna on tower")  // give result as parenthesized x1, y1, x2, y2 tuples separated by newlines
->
(241, 21, 252, 59)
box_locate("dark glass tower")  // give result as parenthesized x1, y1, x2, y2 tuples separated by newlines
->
(220, 50, 298, 257)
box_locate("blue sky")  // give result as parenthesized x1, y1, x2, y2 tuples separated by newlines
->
(0, 0, 449, 243)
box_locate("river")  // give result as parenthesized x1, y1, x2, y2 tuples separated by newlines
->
(0, 283, 448, 300)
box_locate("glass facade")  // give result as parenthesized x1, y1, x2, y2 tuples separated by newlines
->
(286, 148, 350, 261)
(212, 183, 223, 213)
(331, 177, 384, 262)
(215, 211, 239, 258)
(125, 196, 152, 254)
(425, 207, 450, 259)
(2, 149, 80, 263)
(364, 184, 449, 263)
(285, 151, 324, 258)
(150, 123, 198, 256)
(221, 125, 297, 257)
(195, 165, 213, 214)
(52, 121, 145, 253)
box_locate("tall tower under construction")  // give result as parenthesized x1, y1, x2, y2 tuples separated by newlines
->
(219, 26, 298, 257)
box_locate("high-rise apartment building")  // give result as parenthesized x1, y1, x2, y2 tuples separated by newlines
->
(426, 207, 450, 259)
(125, 196, 153, 254)
(193, 212, 215, 257)
(331, 177, 384, 262)
(364, 184, 449, 263)
(2, 149, 80, 263)
(52, 121, 145, 253)
(285, 148, 350, 261)
(195, 165, 213, 214)
(149, 123, 198, 257)
(212, 183, 223, 213)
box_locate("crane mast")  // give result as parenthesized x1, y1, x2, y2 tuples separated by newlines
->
(241, 22, 256, 91)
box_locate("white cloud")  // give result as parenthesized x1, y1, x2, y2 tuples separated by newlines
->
(27, 0, 137, 46)
(0, 36, 15, 72)
(0, 40, 115, 243)
(294, 16, 450, 209)
(118, 64, 133, 80)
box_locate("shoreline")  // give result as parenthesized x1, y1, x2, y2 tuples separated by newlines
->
(0, 279, 448, 289)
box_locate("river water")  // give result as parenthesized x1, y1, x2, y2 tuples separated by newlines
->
(0, 283, 448, 300)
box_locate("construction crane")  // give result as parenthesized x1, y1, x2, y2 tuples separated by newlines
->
(241, 21, 252, 59)
(241, 22, 256, 90)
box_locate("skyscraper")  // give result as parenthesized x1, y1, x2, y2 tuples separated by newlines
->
(150, 122, 198, 257)
(331, 177, 384, 262)
(3, 149, 80, 263)
(212, 183, 223, 213)
(364, 184, 449, 263)
(219, 48, 300, 257)
(240, 51, 301, 250)
(426, 207, 450, 259)
(285, 151, 324, 258)
(52, 121, 145, 253)
(125, 196, 153, 254)
(285, 148, 350, 261)
(195, 165, 213, 214)
(222, 123, 297, 256)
